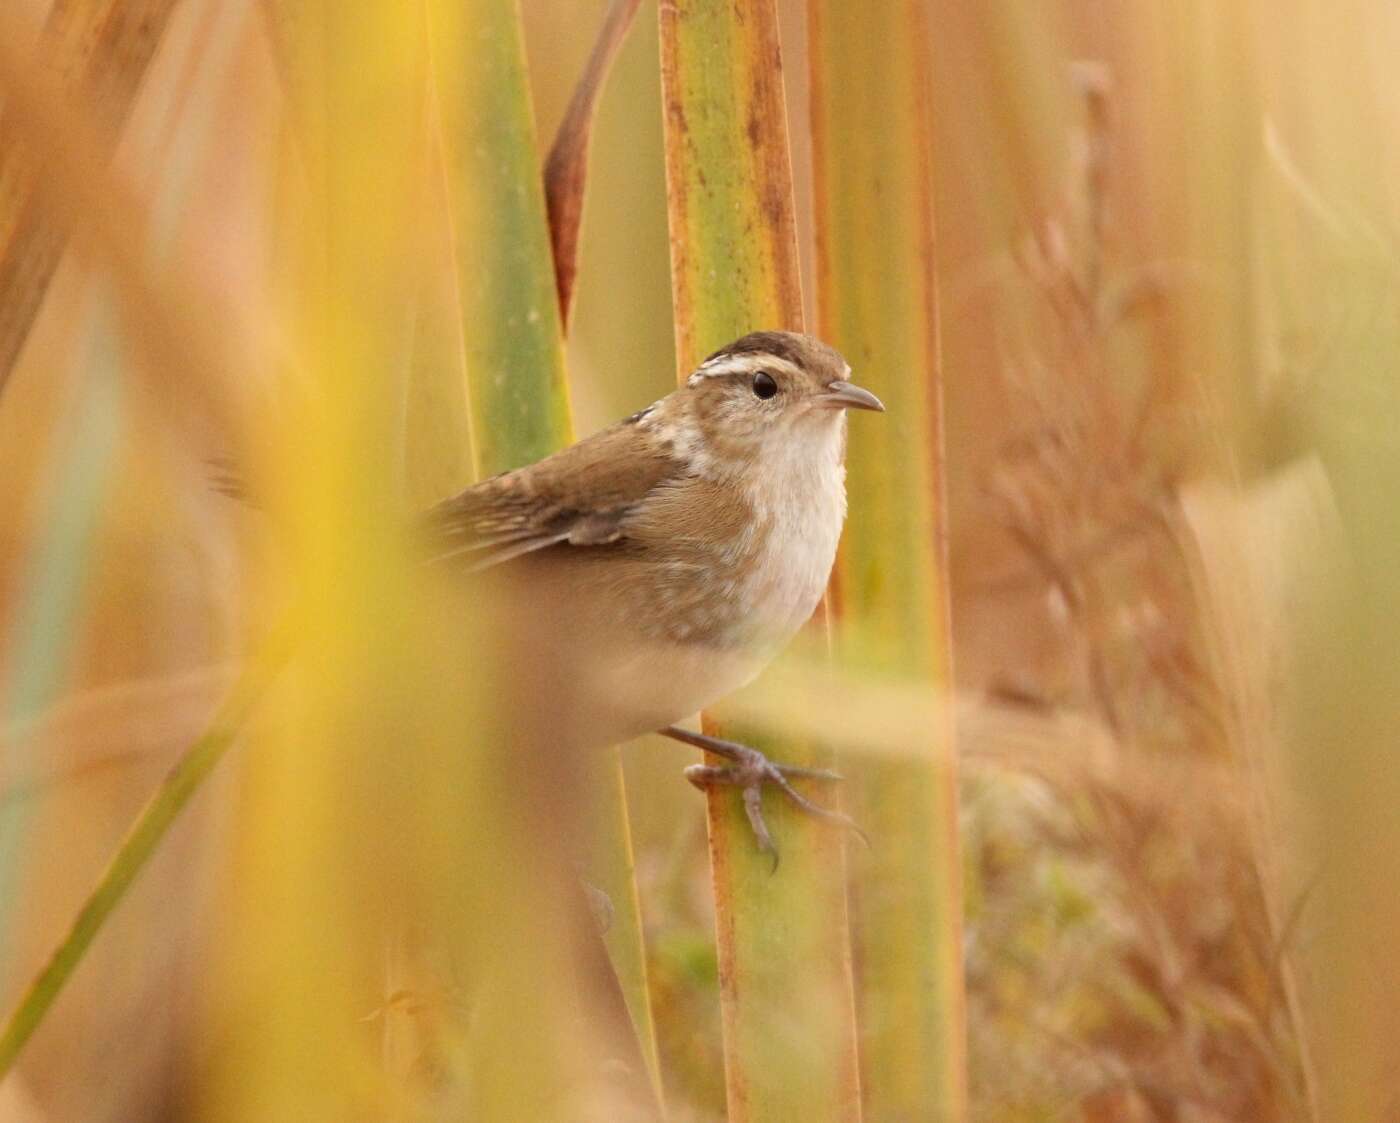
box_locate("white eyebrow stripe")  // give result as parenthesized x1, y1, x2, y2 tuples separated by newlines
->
(686, 354, 804, 386)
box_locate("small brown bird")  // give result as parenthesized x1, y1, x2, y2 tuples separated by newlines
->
(422, 330, 883, 857)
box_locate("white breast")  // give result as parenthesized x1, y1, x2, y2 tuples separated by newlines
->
(539, 412, 850, 749)
(577, 418, 847, 746)
(737, 415, 848, 651)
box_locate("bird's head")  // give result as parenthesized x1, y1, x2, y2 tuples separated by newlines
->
(652, 331, 882, 476)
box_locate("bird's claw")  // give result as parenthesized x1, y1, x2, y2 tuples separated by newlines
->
(663, 726, 868, 869)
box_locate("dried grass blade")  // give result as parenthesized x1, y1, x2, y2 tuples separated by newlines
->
(543, 0, 643, 330)
(0, 0, 183, 395)
(0, 25, 248, 453)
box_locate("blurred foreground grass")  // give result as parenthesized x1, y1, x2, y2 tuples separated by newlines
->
(0, 0, 1396, 1120)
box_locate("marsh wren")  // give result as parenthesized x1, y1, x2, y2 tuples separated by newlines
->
(422, 331, 883, 858)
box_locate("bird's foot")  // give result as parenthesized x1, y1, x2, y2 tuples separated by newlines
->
(660, 725, 867, 869)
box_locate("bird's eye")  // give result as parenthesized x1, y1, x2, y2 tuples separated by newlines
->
(751, 371, 778, 399)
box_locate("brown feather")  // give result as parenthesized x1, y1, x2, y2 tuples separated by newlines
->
(421, 418, 688, 569)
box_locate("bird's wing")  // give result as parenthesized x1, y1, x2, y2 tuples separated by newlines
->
(420, 420, 685, 571)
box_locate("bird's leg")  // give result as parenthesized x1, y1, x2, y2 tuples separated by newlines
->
(659, 725, 868, 866)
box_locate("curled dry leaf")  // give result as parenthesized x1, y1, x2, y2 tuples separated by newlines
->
(542, 0, 643, 330)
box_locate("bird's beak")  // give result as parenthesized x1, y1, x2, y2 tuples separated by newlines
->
(815, 380, 885, 412)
